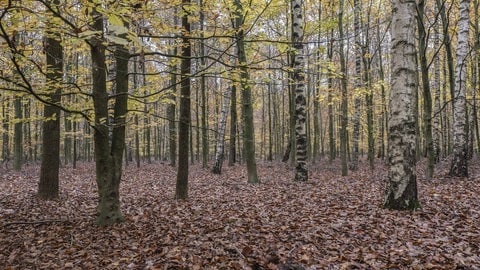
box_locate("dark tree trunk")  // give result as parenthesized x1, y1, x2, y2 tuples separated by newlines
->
(39, 0, 63, 199)
(175, 0, 192, 199)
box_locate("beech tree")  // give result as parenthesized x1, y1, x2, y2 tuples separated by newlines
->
(88, 2, 130, 225)
(383, 0, 420, 210)
(38, 0, 62, 199)
(233, 0, 259, 184)
(175, 0, 192, 199)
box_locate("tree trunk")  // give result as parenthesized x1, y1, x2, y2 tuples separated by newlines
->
(39, 0, 62, 199)
(338, 0, 348, 176)
(167, 47, 177, 166)
(384, 0, 420, 210)
(449, 0, 470, 177)
(89, 5, 125, 226)
(435, 0, 455, 107)
(200, 0, 208, 168)
(212, 87, 231, 174)
(234, 0, 259, 184)
(228, 84, 237, 166)
(291, 0, 307, 181)
(13, 96, 22, 171)
(175, 0, 192, 199)
(416, 0, 434, 180)
(327, 32, 335, 162)
(432, 5, 441, 162)
(350, 0, 362, 171)
(2, 99, 10, 166)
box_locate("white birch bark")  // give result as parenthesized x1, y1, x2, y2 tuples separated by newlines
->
(383, 0, 419, 210)
(292, 0, 307, 181)
(212, 87, 231, 174)
(449, 0, 470, 177)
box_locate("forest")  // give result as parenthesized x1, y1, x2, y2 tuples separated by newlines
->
(0, 0, 479, 268)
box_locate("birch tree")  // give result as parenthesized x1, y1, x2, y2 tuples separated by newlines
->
(449, 0, 470, 177)
(212, 87, 231, 174)
(291, 0, 307, 181)
(384, 0, 420, 210)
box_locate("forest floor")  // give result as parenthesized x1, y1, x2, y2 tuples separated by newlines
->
(1, 158, 479, 270)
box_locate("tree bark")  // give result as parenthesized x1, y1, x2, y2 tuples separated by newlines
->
(350, 0, 362, 172)
(39, 0, 62, 199)
(228, 84, 237, 166)
(291, 0, 307, 182)
(384, 0, 420, 210)
(212, 88, 231, 174)
(416, 0, 434, 180)
(167, 47, 177, 166)
(89, 5, 126, 225)
(234, 0, 259, 184)
(338, 0, 348, 176)
(175, 0, 192, 199)
(449, 0, 470, 177)
(13, 96, 22, 171)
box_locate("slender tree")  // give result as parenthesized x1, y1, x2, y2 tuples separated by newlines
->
(212, 87, 231, 174)
(338, 0, 348, 176)
(233, 0, 259, 183)
(384, 0, 420, 210)
(175, 0, 192, 198)
(350, 0, 362, 171)
(449, 0, 470, 177)
(228, 83, 237, 166)
(291, 0, 307, 181)
(416, 0, 434, 179)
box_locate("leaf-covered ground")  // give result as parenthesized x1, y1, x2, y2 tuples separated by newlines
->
(1, 158, 480, 269)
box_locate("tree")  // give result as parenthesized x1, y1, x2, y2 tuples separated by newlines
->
(233, 0, 259, 184)
(383, 0, 420, 210)
(38, 0, 63, 199)
(13, 94, 22, 171)
(175, 0, 192, 199)
(416, 0, 434, 180)
(89, 3, 129, 225)
(350, 0, 362, 171)
(167, 46, 177, 167)
(228, 86, 238, 166)
(338, 0, 348, 176)
(212, 87, 231, 174)
(449, 0, 470, 177)
(291, 0, 307, 182)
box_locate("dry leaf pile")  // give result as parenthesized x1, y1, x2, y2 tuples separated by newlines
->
(1, 159, 479, 269)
